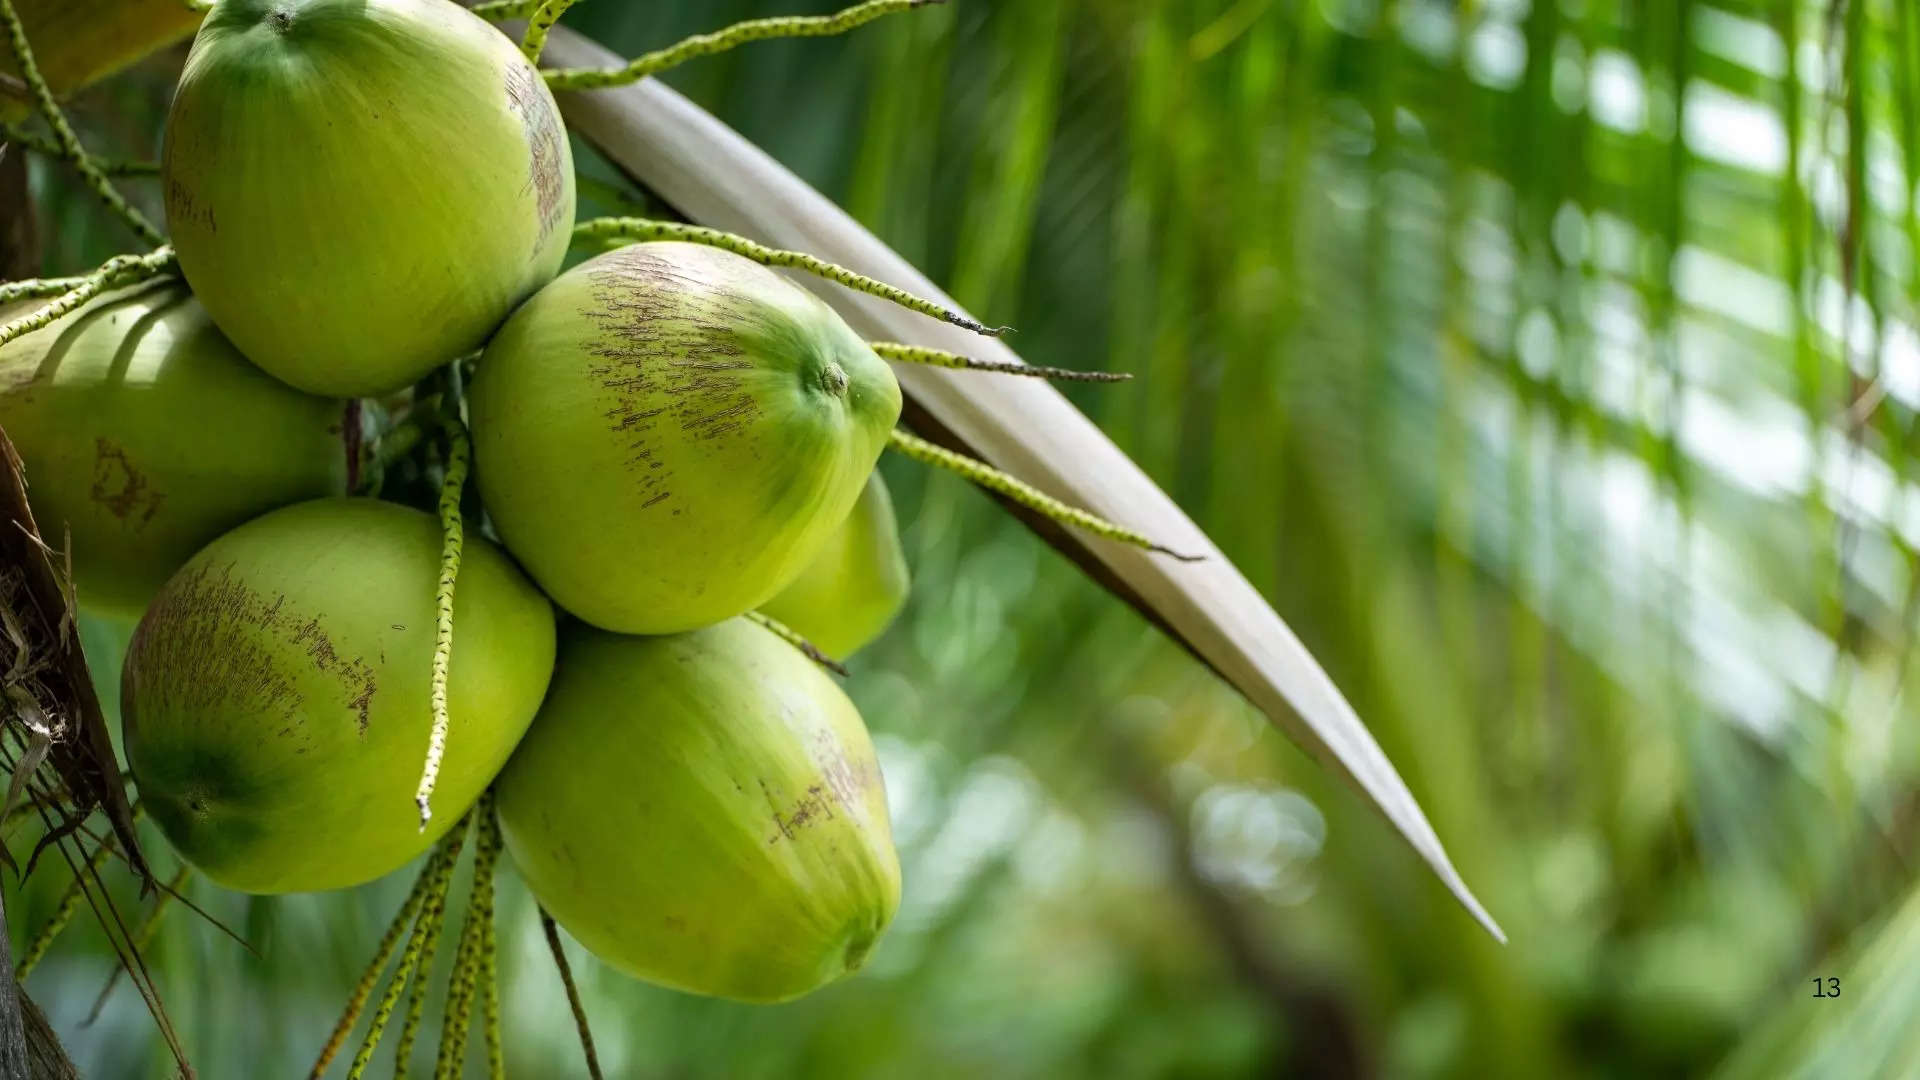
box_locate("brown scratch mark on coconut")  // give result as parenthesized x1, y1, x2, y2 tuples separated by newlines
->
(761, 773, 850, 846)
(505, 66, 567, 253)
(90, 438, 165, 528)
(583, 249, 783, 491)
(126, 559, 378, 735)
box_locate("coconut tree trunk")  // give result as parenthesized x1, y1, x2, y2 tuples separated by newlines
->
(0, 893, 33, 1080)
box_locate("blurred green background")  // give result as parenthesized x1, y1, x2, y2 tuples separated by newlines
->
(11, 0, 1920, 1075)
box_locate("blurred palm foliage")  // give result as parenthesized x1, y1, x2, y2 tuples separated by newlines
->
(6, 0, 1920, 1076)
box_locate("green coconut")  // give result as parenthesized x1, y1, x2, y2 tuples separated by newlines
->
(468, 242, 903, 635)
(0, 281, 350, 618)
(759, 471, 910, 658)
(163, 0, 575, 396)
(495, 617, 901, 1003)
(122, 497, 555, 894)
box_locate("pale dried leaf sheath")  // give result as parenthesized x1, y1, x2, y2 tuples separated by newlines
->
(570, 217, 1007, 337)
(0, 0, 160, 243)
(413, 422, 472, 827)
(541, 0, 940, 91)
(545, 49, 1505, 940)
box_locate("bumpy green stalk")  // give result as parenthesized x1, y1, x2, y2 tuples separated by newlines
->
(572, 217, 1006, 336)
(520, 0, 581, 61)
(477, 800, 503, 1080)
(0, 247, 175, 352)
(345, 816, 470, 1080)
(433, 794, 499, 1080)
(16, 835, 117, 981)
(745, 611, 849, 677)
(0, 275, 84, 305)
(307, 860, 438, 1079)
(886, 429, 1202, 560)
(0, 124, 160, 177)
(469, 0, 540, 18)
(543, 0, 941, 91)
(0, 0, 162, 244)
(540, 909, 604, 1080)
(870, 341, 1130, 382)
(413, 420, 472, 828)
(390, 858, 456, 1080)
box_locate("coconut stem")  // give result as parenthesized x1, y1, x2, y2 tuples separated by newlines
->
(745, 611, 849, 676)
(477, 800, 504, 1080)
(478, 799, 504, 1080)
(344, 814, 470, 1080)
(413, 417, 472, 830)
(469, 0, 541, 18)
(360, 418, 427, 497)
(540, 908, 605, 1080)
(0, 0, 163, 244)
(870, 342, 1131, 383)
(0, 274, 84, 305)
(542, 0, 942, 91)
(572, 217, 1009, 337)
(0, 123, 159, 177)
(433, 792, 499, 1080)
(0, 247, 176, 352)
(15, 833, 118, 981)
(83, 865, 193, 1025)
(307, 859, 436, 1080)
(519, 0, 581, 61)
(886, 428, 1205, 561)
(181, 0, 211, 11)
(391, 848, 457, 1080)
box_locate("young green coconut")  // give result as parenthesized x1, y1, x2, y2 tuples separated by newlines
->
(0, 280, 350, 617)
(495, 616, 901, 1003)
(122, 497, 556, 894)
(163, 0, 574, 396)
(468, 241, 902, 635)
(759, 471, 910, 659)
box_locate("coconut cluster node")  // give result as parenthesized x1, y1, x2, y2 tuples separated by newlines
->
(7, 0, 920, 1005)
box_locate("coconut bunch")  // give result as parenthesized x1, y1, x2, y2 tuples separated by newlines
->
(0, 0, 1170, 1037)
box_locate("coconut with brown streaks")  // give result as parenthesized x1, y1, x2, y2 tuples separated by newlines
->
(0, 280, 350, 617)
(122, 498, 555, 894)
(495, 616, 901, 1002)
(468, 241, 902, 635)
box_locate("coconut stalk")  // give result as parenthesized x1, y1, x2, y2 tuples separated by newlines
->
(0, 0, 200, 120)
(540, 26, 1503, 942)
